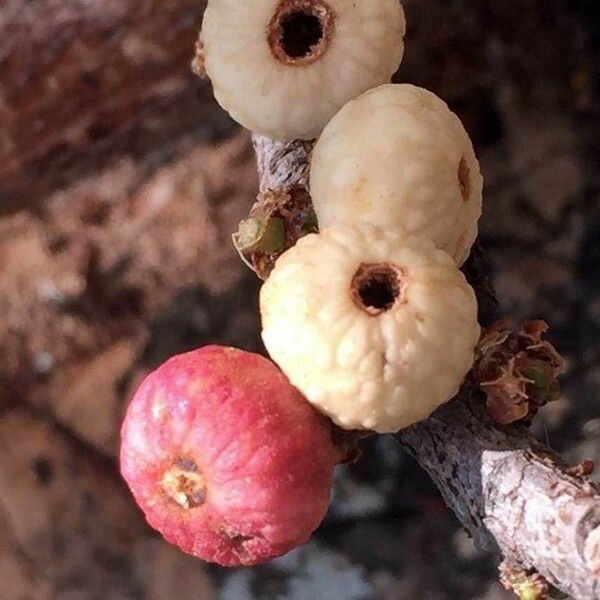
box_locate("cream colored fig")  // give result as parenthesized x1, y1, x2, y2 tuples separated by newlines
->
(260, 224, 480, 433)
(200, 0, 406, 141)
(310, 84, 484, 265)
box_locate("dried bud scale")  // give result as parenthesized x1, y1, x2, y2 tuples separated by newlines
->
(310, 84, 484, 265)
(200, 0, 406, 141)
(473, 320, 565, 425)
(260, 224, 480, 433)
(120, 346, 336, 567)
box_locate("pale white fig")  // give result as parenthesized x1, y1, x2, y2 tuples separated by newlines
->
(200, 0, 406, 141)
(260, 224, 480, 433)
(310, 84, 484, 265)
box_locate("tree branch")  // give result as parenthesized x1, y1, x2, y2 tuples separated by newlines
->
(252, 133, 600, 600)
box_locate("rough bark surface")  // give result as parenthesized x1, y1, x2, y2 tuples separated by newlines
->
(253, 134, 313, 193)
(252, 133, 600, 600)
(0, 0, 234, 210)
(399, 391, 600, 599)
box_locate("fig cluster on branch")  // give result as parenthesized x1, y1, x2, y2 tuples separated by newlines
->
(118, 3, 600, 599)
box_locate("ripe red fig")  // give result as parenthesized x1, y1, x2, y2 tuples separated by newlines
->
(120, 346, 336, 567)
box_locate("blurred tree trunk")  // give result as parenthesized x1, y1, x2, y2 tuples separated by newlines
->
(0, 0, 258, 445)
(0, 2, 257, 598)
(0, 0, 235, 210)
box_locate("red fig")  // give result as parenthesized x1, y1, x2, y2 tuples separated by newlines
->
(120, 346, 336, 566)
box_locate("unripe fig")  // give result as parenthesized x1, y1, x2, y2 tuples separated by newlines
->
(260, 224, 480, 433)
(200, 0, 406, 141)
(310, 84, 484, 265)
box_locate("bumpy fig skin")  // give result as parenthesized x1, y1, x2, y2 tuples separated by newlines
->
(120, 346, 336, 567)
(200, 0, 406, 141)
(260, 224, 480, 433)
(310, 84, 484, 265)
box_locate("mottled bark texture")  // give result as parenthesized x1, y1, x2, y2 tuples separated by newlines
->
(0, 2, 253, 595)
(0, 0, 233, 211)
(252, 133, 600, 600)
(0, 0, 258, 446)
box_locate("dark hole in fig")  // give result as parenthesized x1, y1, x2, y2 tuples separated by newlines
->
(280, 10, 324, 59)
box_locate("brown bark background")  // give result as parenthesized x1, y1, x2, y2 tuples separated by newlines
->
(1, 0, 599, 598)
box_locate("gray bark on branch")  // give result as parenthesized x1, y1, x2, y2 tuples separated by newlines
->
(252, 132, 600, 600)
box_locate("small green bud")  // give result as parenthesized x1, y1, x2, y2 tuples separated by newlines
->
(519, 585, 540, 600)
(233, 216, 286, 254)
(522, 360, 561, 403)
